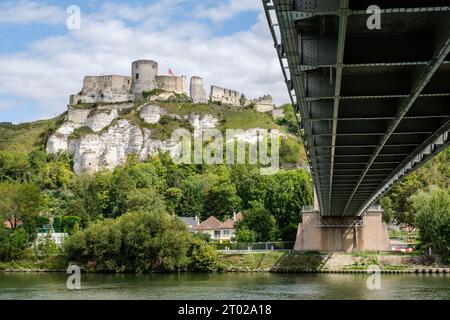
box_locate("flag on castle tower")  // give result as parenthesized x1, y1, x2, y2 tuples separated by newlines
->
(168, 68, 174, 77)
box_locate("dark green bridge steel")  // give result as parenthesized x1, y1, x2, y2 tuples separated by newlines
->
(263, 0, 450, 216)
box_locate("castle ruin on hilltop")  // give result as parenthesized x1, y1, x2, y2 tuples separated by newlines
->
(69, 59, 282, 117)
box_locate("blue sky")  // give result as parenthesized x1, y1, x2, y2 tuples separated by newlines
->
(0, 0, 287, 123)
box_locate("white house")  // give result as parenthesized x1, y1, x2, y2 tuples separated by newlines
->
(195, 213, 242, 243)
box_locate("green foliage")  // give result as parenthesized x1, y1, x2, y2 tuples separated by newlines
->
(53, 216, 63, 232)
(68, 126, 94, 139)
(0, 182, 42, 232)
(165, 187, 182, 214)
(62, 216, 81, 235)
(34, 233, 61, 259)
(142, 89, 166, 100)
(64, 210, 192, 272)
(35, 216, 50, 228)
(0, 228, 29, 261)
(279, 223, 298, 242)
(235, 227, 256, 243)
(413, 187, 450, 257)
(0, 151, 30, 182)
(189, 238, 217, 272)
(237, 203, 277, 242)
(126, 187, 166, 213)
(40, 159, 74, 189)
(279, 137, 305, 164)
(263, 170, 312, 230)
(205, 178, 241, 220)
(0, 116, 63, 154)
(276, 104, 298, 135)
(177, 175, 206, 217)
(380, 197, 394, 223)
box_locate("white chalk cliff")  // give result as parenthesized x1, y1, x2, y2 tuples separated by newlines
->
(47, 103, 275, 174)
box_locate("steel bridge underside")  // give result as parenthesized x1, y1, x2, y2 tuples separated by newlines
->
(264, 0, 450, 217)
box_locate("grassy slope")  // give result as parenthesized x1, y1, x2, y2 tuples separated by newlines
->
(0, 115, 65, 154)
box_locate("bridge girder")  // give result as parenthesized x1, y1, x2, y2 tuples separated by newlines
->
(263, 0, 450, 216)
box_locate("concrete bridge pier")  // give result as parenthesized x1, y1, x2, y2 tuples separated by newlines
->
(294, 206, 390, 252)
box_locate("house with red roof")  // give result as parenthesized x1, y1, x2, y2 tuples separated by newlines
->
(195, 212, 243, 242)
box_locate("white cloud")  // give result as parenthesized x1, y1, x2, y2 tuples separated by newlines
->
(0, 1, 289, 123)
(0, 1, 66, 25)
(196, 0, 261, 23)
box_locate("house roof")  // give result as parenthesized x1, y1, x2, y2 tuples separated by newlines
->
(219, 213, 243, 229)
(195, 213, 243, 231)
(179, 216, 199, 232)
(195, 216, 222, 231)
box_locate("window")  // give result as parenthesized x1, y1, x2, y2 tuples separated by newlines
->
(136, 73, 139, 80)
(223, 230, 230, 236)
(214, 231, 220, 239)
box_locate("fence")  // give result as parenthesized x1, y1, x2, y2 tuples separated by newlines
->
(215, 241, 294, 252)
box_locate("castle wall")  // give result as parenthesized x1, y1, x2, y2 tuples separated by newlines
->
(210, 85, 243, 107)
(82, 75, 131, 95)
(190, 76, 208, 103)
(131, 60, 158, 96)
(155, 75, 186, 94)
(252, 95, 274, 113)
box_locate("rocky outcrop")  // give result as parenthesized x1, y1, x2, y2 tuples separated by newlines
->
(45, 122, 83, 154)
(187, 113, 219, 130)
(85, 109, 118, 132)
(139, 104, 167, 124)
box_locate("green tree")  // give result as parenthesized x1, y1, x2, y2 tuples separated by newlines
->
(264, 170, 312, 231)
(40, 160, 74, 189)
(380, 197, 394, 223)
(165, 187, 182, 214)
(0, 182, 42, 232)
(413, 187, 450, 256)
(177, 175, 205, 217)
(382, 174, 421, 225)
(0, 151, 30, 182)
(205, 178, 241, 220)
(125, 187, 166, 213)
(237, 203, 277, 242)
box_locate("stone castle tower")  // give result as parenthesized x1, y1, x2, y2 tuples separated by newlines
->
(131, 60, 158, 97)
(190, 76, 208, 103)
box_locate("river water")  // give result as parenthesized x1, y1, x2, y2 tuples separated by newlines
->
(0, 272, 449, 300)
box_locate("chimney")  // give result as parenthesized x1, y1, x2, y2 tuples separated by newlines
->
(233, 211, 236, 222)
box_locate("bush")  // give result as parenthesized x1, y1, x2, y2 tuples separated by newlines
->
(64, 210, 192, 272)
(279, 223, 298, 241)
(0, 228, 29, 261)
(189, 238, 217, 272)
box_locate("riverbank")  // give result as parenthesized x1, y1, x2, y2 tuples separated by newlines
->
(2, 251, 449, 273)
(218, 251, 450, 273)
